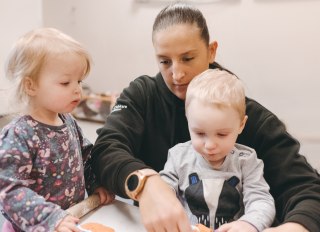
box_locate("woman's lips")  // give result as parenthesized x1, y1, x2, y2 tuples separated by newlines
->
(173, 83, 188, 91)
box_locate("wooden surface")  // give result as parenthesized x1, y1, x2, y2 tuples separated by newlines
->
(67, 194, 101, 218)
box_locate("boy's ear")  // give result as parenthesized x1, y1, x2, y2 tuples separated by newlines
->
(238, 115, 248, 134)
(24, 77, 37, 96)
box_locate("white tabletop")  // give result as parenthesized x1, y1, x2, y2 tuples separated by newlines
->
(80, 200, 146, 232)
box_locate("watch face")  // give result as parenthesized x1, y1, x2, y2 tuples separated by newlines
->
(127, 174, 139, 191)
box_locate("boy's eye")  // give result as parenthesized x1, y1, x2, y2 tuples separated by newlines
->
(61, 82, 69, 86)
(217, 133, 228, 137)
(183, 57, 194, 62)
(196, 132, 205, 137)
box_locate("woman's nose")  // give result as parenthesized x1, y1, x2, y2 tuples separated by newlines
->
(172, 63, 185, 81)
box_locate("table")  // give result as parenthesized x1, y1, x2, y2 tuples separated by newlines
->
(80, 200, 146, 232)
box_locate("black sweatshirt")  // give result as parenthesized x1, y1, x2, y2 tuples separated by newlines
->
(91, 63, 320, 231)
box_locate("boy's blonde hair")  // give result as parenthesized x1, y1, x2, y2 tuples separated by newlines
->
(185, 69, 246, 119)
(4, 27, 91, 110)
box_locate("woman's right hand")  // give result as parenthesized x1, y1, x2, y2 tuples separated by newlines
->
(55, 215, 80, 232)
(138, 175, 192, 232)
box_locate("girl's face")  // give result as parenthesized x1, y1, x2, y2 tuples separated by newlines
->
(187, 99, 247, 168)
(26, 53, 87, 123)
(153, 23, 217, 100)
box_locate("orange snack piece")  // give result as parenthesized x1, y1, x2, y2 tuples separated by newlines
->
(80, 222, 115, 232)
(195, 223, 213, 232)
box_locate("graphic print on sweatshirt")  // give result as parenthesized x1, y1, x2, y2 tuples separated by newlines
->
(185, 173, 241, 229)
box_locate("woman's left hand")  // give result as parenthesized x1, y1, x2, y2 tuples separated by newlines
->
(94, 187, 115, 205)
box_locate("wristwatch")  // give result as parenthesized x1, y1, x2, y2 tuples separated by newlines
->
(125, 168, 158, 201)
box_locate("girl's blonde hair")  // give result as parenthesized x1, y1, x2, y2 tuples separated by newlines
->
(185, 69, 246, 119)
(4, 27, 91, 110)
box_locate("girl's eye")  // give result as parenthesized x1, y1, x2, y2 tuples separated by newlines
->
(61, 82, 69, 86)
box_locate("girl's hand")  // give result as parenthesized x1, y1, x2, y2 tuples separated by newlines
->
(94, 187, 115, 205)
(55, 215, 80, 232)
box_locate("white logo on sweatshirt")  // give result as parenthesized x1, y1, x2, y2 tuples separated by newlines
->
(111, 104, 127, 113)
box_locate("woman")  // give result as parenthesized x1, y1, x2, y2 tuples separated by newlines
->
(91, 3, 320, 232)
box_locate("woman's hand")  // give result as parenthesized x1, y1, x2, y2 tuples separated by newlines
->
(263, 222, 309, 232)
(138, 175, 193, 232)
(94, 186, 115, 205)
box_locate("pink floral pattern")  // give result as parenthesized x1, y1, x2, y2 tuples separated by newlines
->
(0, 114, 96, 231)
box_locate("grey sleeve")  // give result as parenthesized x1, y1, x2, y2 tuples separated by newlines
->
(239, 150, 276, 231)
(159, 149, 180, 193)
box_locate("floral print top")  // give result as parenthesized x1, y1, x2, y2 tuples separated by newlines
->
(0, 114, 97, 232)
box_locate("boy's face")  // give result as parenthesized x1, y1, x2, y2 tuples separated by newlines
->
(187, 99, 246, 168)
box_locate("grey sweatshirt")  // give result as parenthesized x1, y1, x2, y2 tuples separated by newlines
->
(160, 141, 275, 231)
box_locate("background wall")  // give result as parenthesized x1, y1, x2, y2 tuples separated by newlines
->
(0, 0, 42, 114)
(41, 0, 320, 142)
(1, 0, 319, 140)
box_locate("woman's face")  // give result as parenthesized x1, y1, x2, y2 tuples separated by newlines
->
(153, 23, 217, 100)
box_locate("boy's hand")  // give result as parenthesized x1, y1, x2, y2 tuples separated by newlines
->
(217, 220, 257, 232)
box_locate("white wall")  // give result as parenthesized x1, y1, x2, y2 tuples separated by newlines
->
(0, 0, 42, 114)
(1, 0, 319, 141)
(42, 0, 320, 141)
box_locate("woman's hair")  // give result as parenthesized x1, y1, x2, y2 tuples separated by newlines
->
(185, 69, 246, 119)
(4, 27, 91, 110)
(152, 2, 209, 44)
